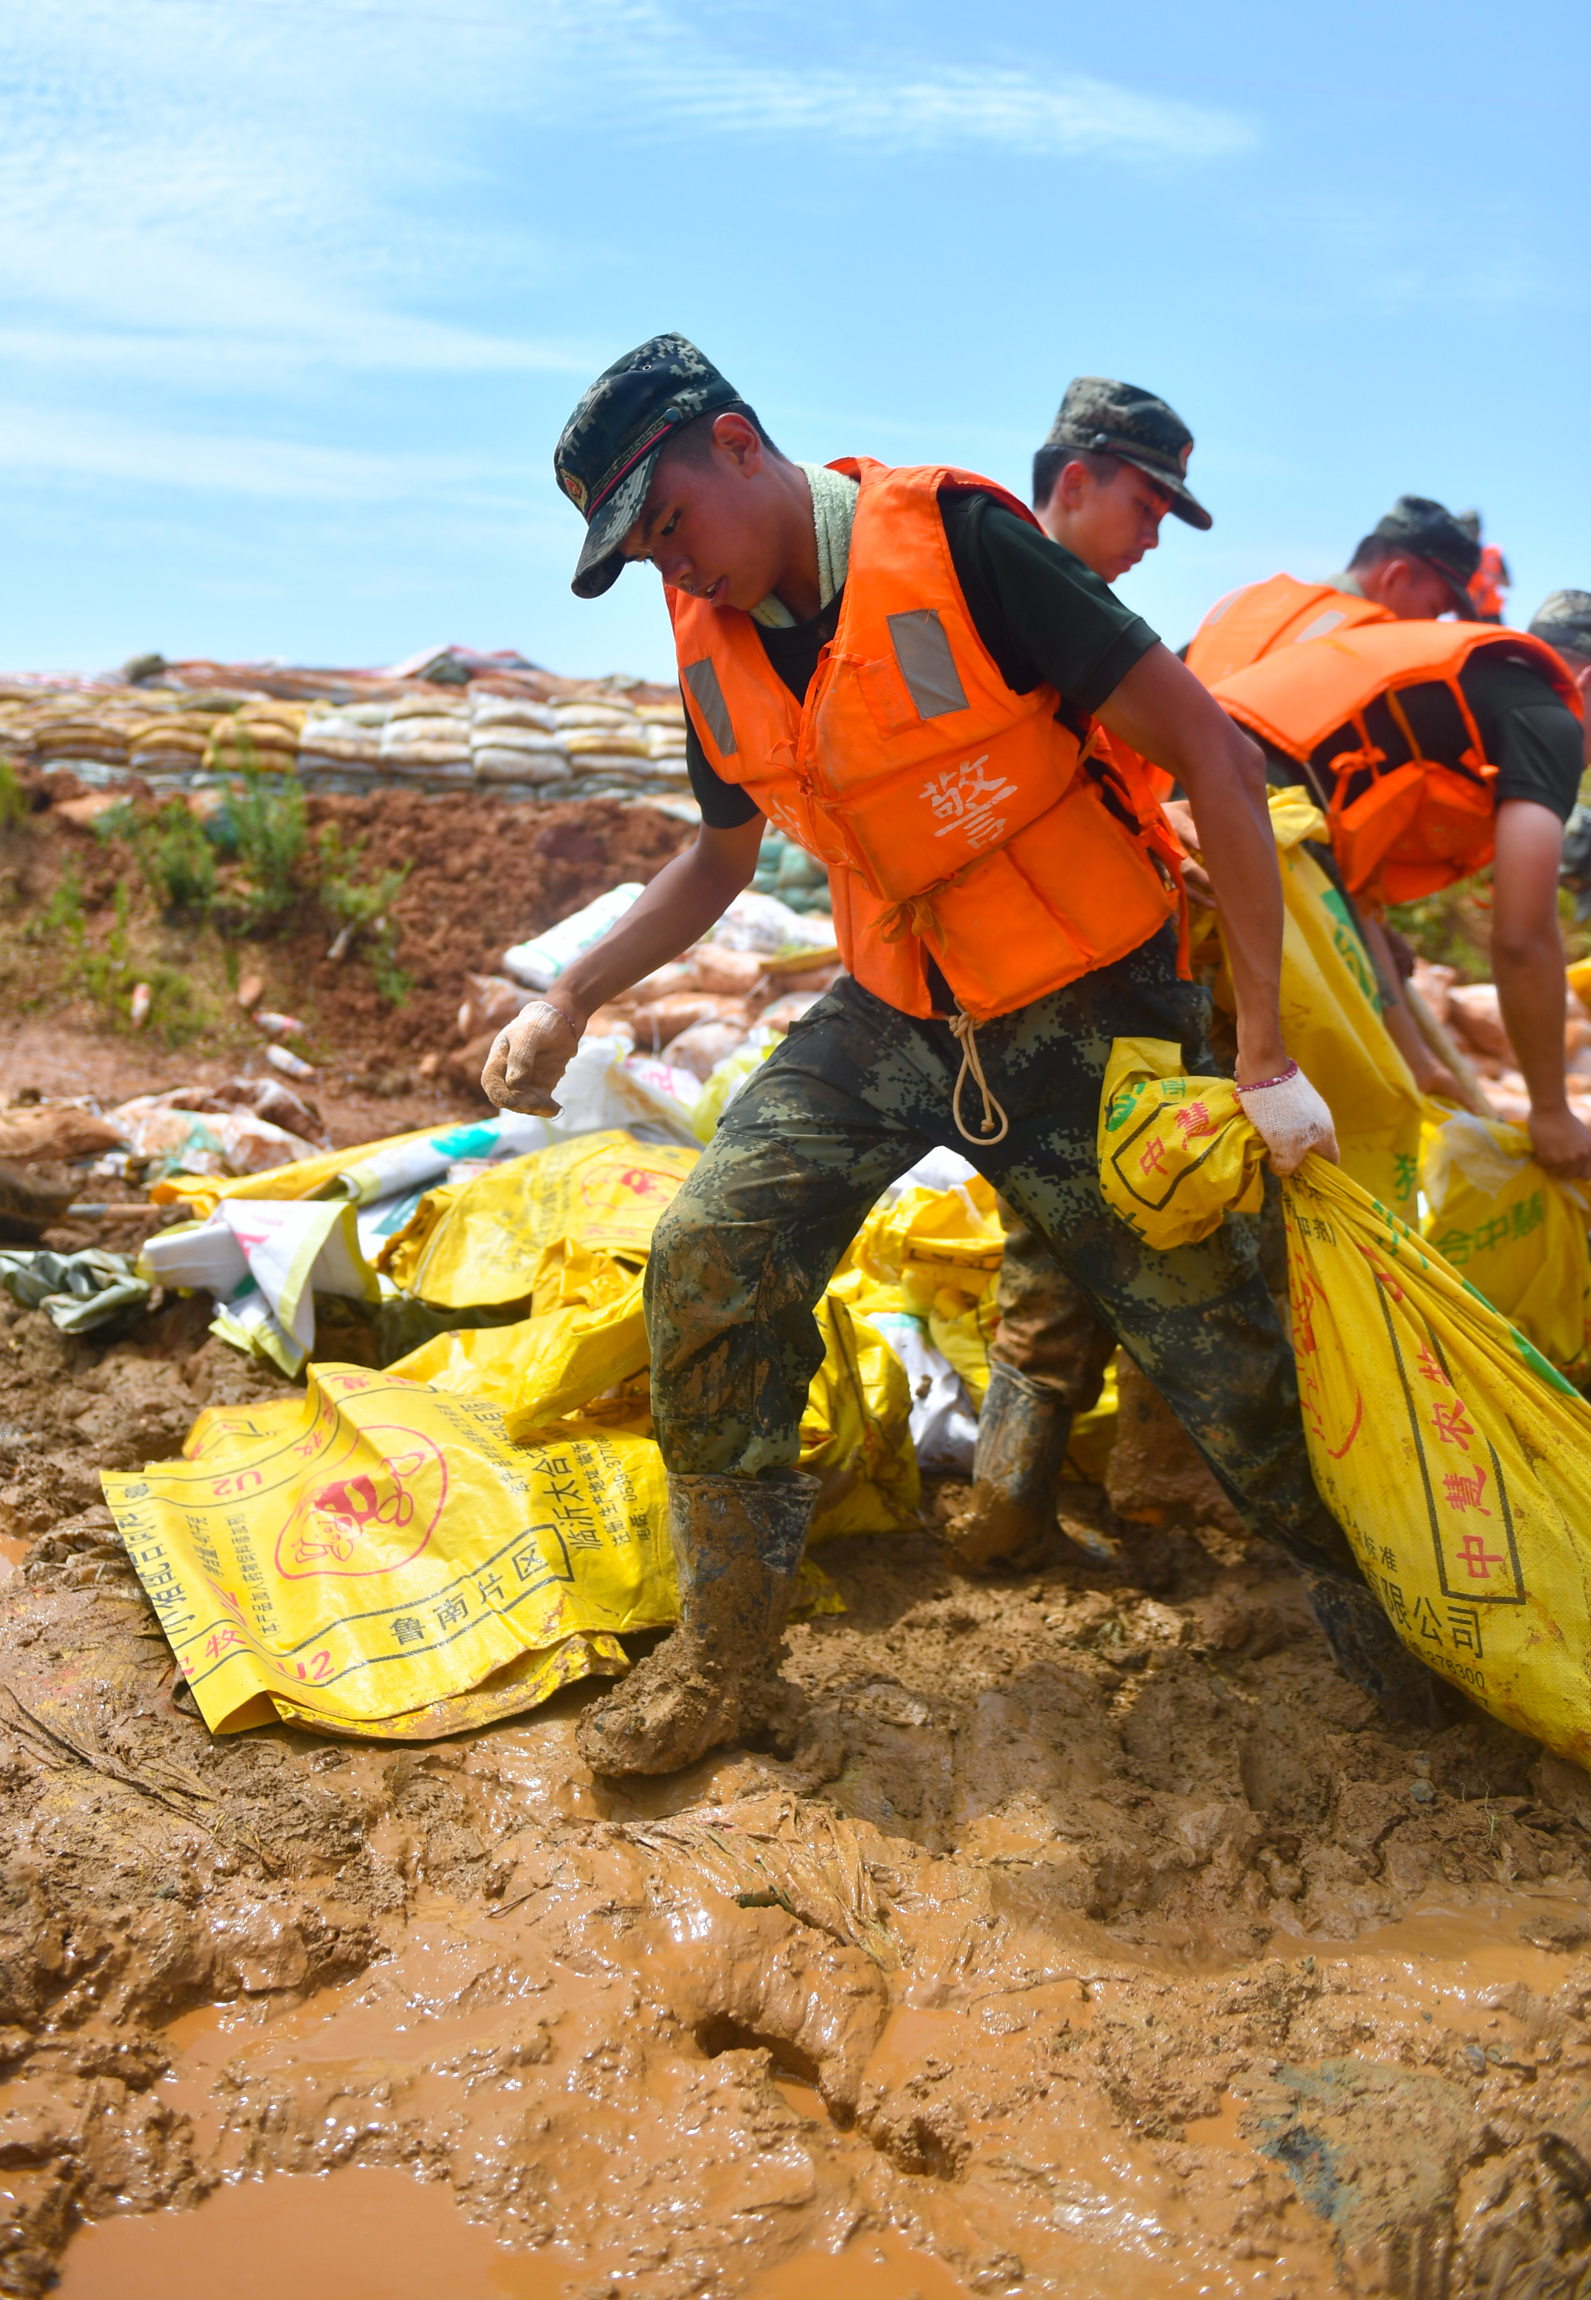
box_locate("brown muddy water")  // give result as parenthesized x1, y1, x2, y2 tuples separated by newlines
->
(4, 1294, 1591, 2298)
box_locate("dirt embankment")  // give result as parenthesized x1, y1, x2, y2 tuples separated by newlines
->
(0, 781, 691, 1080)
(1, 1274, 1591, 2296)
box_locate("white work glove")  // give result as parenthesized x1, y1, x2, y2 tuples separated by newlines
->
(480, 999, 579, 1116)
(1235, 1062, 1339, 1177)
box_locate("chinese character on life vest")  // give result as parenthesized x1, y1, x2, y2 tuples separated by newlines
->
(922, 756, 1019, 849)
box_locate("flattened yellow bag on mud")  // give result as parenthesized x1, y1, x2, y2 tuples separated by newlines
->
(377, 1131, 698, 1307)
(1101, 1037, 1591, 1767)
(100, 1365, 674, 1740)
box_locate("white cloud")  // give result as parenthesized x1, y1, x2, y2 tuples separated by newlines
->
(0, 400, 496, 500)
(597, 45, 1252, 162)
(0, 0, 1254, 367)
(0, 0, 1255, 534)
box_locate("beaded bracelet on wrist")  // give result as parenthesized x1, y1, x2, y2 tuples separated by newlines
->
(1233, 1060, 1300, 1096)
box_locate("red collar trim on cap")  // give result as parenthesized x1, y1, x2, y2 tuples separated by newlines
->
(586, 415, 677, 521)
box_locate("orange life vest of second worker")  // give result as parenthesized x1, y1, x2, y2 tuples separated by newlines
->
(1211, 621, 1582, 907)
(669, 459, 1183, 1021)
(1184, 573, 1394, 687)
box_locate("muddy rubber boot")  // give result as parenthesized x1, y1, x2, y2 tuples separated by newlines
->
(1298, 1568, 1451, 1729)
(946, 1362, 1074, 1574)
(576, 1469, 818, 1778)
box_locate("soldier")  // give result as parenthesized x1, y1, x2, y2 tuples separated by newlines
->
(1458, 511, 1510, 624)
(1184, 495, 1482, 686)
(1185, 614, 1588, 1180)
(1531, 591, 1591, 917)
(483, 334, 1438, 1778)
(1529, 589, 1591, 721)
(960, 377, 1217, 1574)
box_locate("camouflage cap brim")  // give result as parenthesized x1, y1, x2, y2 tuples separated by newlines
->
(570, 447, 662, 600)
(1113, 449, 1213, 533)
(1429, 561, 1480, 620)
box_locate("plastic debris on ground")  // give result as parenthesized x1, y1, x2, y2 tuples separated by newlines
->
(109, 1091, 321, 1180)
(1098, 1035, 1591, 1767)
(0, 1248, 151, 1333)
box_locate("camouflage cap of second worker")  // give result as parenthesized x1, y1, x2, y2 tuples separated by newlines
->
(1043, 376, 1212, 531)
(1528, 590, 1591, 664)
(555, 333, 752, 599)
(1369, 496, 1481, 618)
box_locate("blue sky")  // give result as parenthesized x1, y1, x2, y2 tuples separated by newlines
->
(1, 0, 1584, 682)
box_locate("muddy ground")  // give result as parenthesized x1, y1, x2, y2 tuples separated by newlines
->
(2, 799, 1591, 2297)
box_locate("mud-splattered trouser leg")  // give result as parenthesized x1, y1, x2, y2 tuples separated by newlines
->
(988, 1201, 1116, 1415)
(644, 924, 1360, 1585)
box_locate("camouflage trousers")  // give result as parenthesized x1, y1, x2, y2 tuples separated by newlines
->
(644, 924, 1358, 1583)
(987, 1206, 1117, 1412)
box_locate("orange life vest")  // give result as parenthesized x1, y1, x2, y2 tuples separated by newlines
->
(1184, 573, 1393, 687)
(1211, 622, 1582, 907)
(1468, 544, 1509, 623)
(669, 459, 1182, 1022)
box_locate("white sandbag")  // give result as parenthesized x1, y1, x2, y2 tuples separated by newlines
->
(472, 695, 557, 732)
(502, 884, 647, 989)
(468, 723, 566, 753)
(708, 890, 837, 955)
(474, 747, 573, 784)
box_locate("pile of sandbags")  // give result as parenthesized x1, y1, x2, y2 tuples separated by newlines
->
(301, 687, 691, 799)
(0, 662, 691, 808)
(1416, 960, 1591, 1128)
(203, 700, 310, 774)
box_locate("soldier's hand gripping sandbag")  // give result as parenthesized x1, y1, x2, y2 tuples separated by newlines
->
(1234, 1062, 1339, 1176)
(482, 1000, 580, 1116)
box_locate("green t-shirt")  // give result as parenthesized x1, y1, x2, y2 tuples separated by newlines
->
(683, 487, 1158, 828)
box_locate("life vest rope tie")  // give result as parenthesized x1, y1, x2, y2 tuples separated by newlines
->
(880, 889, 951, 952)
(949, 1009, 1010, 1146)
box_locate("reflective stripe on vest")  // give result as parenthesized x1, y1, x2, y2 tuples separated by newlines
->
(1212, 621, 1582, 906)
(669, 458, 1180, 1021)
(680, 657, 736, 757)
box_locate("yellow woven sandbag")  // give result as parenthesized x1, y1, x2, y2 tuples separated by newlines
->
(846, 1173, 1005, 1303)
(1099, 1036, 1267, 1248)
(691, 1038, 773, 1141)
(100, 1365, 674, 1738)
(390, 1240, 649, 1440)
(1421, 1109, 1591, 1381)
(1100, 1038, 1591, 1766)
(1203, 790, 1424, 1221)
(928, 1283, 1000, 1409)
(397, 1275, 917, 1543)
(377, 1132, 697, 1305)
(801, 1294, 921, 1536)
(833, 1179, 1005, 1407)
(1063, 1359, 1119, 1482)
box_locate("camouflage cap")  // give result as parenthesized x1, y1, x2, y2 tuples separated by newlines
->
(1369, 496, 1480, 618)
(1043, 376, 1212, 531)
(1528, 589, 1591, 664)
(555, 333, 748, 599)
